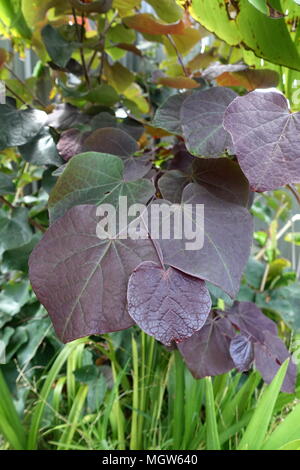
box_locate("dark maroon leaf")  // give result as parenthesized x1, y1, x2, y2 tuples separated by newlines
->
(225, 301, 278, 343)
(148, 183, 253, 297)
(223, 91, 300, 192)
(121, 154, 152, 181)
(225, 301, 295, 392)
(229, 334, 254, 372)
(180, 87, 237, 157)
(127, 261, 211, 346)
(82, 127, 138, 157)
(192, 158, 250, 207)
(57, 128, 88, 162)
(178, 313, 236, 378)
(89, 112, 117, 130)
(29, 204, 160, 343)
(254, 331, 296, 393)
(158, 170, 191, 203)
(120, 117, 144, 141)
(168, 142, 196, 172)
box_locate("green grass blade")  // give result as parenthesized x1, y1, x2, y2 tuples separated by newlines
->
(205, 376, 221, 450)
(238, 360, 289, 450)
(27, 339, 86, 450)
(262, 402, 300, 450)
(0, 369, 26, 449)
(57, 384, 88, 450)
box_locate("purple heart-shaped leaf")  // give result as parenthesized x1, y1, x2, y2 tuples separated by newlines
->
(29, 204, 160, 343)
(223, 91, 300, 191)
(127, 261, 211, 346)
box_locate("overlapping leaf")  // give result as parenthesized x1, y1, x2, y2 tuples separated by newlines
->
(144, 183, 253, 297)
(223, 91, 300, 191)
(18, 127, 63, 166)
(152, 92, 190, 135)
(123, 14, 185, 35)
(178, 313, 236, 378)
(29, 204, 160, 343)
(48, 152, 155, 222)
(127, 261, 211, 345)
(225, 302, 296, 392)
(180, 87, 237, 157)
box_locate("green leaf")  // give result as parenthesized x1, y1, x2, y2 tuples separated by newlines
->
(86, 84, 119, 106)
(48, 152, 155, 222)
(262, 403, 300, 449)
(190, 0, 300, 70)
(0, 207, 32, 254)
(0, 281, 30, 320)
(0, 173, 15, 195)
(41, 24, 77, 68)
(205, 376, 221, 450)
(0, 105, 47, 150)
(18, 127, 63, 166)
(247, 0, 268, 14)
(146, 0, 183, 22)
(2, 233, 42, 273)
(256, 283, 300, 332)
(238, 360, 289, 450)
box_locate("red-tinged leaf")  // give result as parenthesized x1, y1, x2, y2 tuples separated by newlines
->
(57, 128, 89, 162)
(115, 43, 142, 56)
(254, 331, 296, 393)
(180, 87, 237, 157)
(229, 334, 254, 372)
(123, 14, 185, 35)
(178, 313, 236, 378)
(157, 76, 200, 89)
(144, 183, 253, 298)
(216, 69, 279, 91)
(127, 261, 211, 346)
(0, 48, 8, 68)
(202, 63, 248, 81)
(29, 204, 160, 343)
(223, 91, 300, 192)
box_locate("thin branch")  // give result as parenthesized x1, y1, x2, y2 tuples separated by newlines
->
(5, 83, 28, 106)
(166, 34, 188, 77)
(4, 64, 46, 108)
(71, 5, 91, 88)
(287, 183, 300, 206)
(0, 195, 14, 209)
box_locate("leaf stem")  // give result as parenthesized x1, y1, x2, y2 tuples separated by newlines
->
(4, 64, 46, 108)
(287, 183, 300, 206)
(5, 83, 28, 106)
(166, 34, 188, 77)
(71, 5, 91, 88)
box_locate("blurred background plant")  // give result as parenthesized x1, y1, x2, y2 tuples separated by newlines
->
(0, 0, 300, 450)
